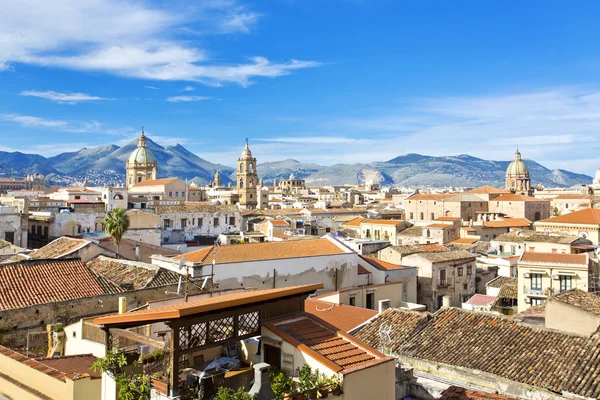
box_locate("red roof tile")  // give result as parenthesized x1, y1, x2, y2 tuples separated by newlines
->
(493, 194, 548, 202)
(440, 386, 518, 400)
(360, 255, 408, 271)
(466, 186, 510, 195)
(305, 299, 377, 332)
(520, 251, 587, 265)
(0, 259, 123, 310)
(536, 208, 600, 225)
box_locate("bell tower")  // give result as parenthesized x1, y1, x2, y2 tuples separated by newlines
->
(237, 139, 258, 209)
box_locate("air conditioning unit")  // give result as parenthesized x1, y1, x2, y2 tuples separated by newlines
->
(523, 272, 530, 278)
(524, 298, 531, 304)
(552, 274, 559, 280)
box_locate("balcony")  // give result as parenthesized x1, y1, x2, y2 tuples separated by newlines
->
(437, 278, 452, 289)
(523, 286, 547, 297)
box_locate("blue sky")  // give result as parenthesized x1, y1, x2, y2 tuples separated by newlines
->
(1, 0, 600, 174)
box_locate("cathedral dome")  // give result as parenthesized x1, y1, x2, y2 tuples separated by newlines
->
(240, 139, 253, 159)
(505, 149, 529, 177)
(128, 132, 156, 164)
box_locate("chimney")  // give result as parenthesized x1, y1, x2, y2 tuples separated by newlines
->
(442, 295, 451, 308)
(248, 363, 276, 400)
(378, 299, 391, 313)
(135, 243, 140, 261)
(118, 297, 127, 314)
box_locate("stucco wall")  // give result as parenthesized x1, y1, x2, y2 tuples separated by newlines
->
(0, 212, 24, 247)
(545, 297, 600, 335)
(343, 360, 395, 400)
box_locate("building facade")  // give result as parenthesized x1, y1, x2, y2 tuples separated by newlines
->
(237, 140, 258, 210)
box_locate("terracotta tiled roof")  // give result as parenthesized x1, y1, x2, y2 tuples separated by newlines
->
(448, 238, 479, 245)
(552, 289, 600, 316)
(483, 217, 531, 228)
(408, 193, 455, 201)
(398, 226, 424, 236)
(493, 194, 549, 202)
(553, 194, 594, 200)
(94, 284, 323, 325)
(0, 346, 99, 381)
(352, 308, 431, 348)
(341, 217, 366, 227)
(486, 276, 518, 289)
(426, 223, 449, 229)
(536, 208, 600, 225)
(95, 238, 180, 263)
(466, 186, 510, 195)
(156, 204, 238, 214)
(465, 294, 496, 306)
(385, 244, 447, 256)
(400, 307, 594, 395)
(269, 219, 290, 226)
(493, 230, 578, 244)
(563, 335, 600, 398)
(439, 386, 518, 400)
(0, 259, 123, 310)
(132, 178, 177, 187)
(410, 249, 476, 263)
(29, 236, 90, 259)
(304, 299, 377, 332)
(174, 238, 348, 264)
(266, 314, 391, 374)
(87, 256, 180, 290)
(360, 255, 408, 271)
(520, 251, 587, 265)
(360, 219, 404, 226)
(419, 243, 449, 252)
(435, 216, 460, 221)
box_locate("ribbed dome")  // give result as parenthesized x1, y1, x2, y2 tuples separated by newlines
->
(128, 146, 156, 164)
(505, 149, 529, 177)
(128, 132, 156, 164)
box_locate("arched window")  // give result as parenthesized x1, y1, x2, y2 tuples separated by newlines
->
(426, 229, 431, 238)
(113, 193, 124, 200)
(240, 164, 244, 173)
(37, 226, 42, 236)
(250, 193, 253, 199)
(249, 163, 254, 172)
(249, 179, 254, 187)
(534, 212, 541, 221)
(420, 212, 424, 220)
(431, 213, 435, 220)
(409, 213, 414, 219)
(239, 179, 244, 189)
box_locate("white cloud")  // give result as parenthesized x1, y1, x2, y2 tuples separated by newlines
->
(144, 86, 159, 90)
(166, 95, 213, 103)
(0, 0, 318, 85)
(258, 137, 374, 145)
(1, 113, 135, 135)
(20, 90, 113, 104)
(183, 86, 195, 91)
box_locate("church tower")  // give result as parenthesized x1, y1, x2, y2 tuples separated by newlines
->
(237, 139, 258, 209)
(505, 149, 532, 196)
(213, 170, 222, 187)
(126, 129, 158, 189)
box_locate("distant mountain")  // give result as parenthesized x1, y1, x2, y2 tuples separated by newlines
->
(254, 154, 592, 188)
(3, 144, 593, 189)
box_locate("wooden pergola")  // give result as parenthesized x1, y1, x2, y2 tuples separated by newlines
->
(94, 283, 323, 396)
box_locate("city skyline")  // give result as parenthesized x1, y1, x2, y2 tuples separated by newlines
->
(1, 0, 600, 174)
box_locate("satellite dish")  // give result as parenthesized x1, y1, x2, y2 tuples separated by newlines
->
(178, 256, 186, 271)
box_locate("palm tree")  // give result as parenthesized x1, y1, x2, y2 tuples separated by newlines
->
(104, 208, 130, 256)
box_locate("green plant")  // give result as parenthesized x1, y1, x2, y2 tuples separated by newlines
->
(271, 370, 294, 398)
(50, 323, 64, 332)
(297, 364, 319, 396)
(92, 350, 151, 400)
(329, 375, 341, 393)
(104, 207, 131, 255)
(214, 386, 256, 400)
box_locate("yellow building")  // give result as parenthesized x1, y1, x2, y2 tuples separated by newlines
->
(359, 219, 405, 244)
(534, 208, 600, 244)
(126, 130, 158, 189)
(517, 251, 589, 312)
(0, 345, 101, 400)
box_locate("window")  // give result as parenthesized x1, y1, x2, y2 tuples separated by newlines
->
(510, 245, 516, 255)
(229, 216, 235, 225)
(366, 293, 375, 310)
(499, 245, 504, 253)
(530, 273, 542, 291)
(420, 212, 424, 220)
(181, 219, 187, 229)
(431, 213, 435, 220)
(214, 217, 219, 227)
(164, 219, 171, 229)
(531, 298, 545, 306)
(534, 212, 541, 221)
(467, 266, 472, 275)
(365, 229, 371, 238)
(349, 296, 356, 306)
(169, 191, 173, 197)
(559, 276, 573, 293)
(426, 229, 431, 238)
(75, 195, 81, 200)
(463, 283, 468, 290)
(138, 177, 142, 183)
(4, 232, 14, 244)
(439, 269, 447, 285)
(458, 267, 464, 276)
(552, 248, 557, 253)
(175, 191, 179, 197)
(198, 218, 203, 227)
(239, 179, 244, 189)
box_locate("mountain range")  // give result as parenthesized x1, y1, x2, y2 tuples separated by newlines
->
(0, 138, 592, 188)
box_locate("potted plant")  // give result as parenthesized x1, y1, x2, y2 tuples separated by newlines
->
(329, 375, 341, 396)
(271, 370, 293, 399)
(316, 374, 330, 398)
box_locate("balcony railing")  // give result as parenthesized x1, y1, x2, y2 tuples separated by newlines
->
(438, 279, 448, 288)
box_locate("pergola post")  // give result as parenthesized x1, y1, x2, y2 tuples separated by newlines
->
(169, 325, 180, 396)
